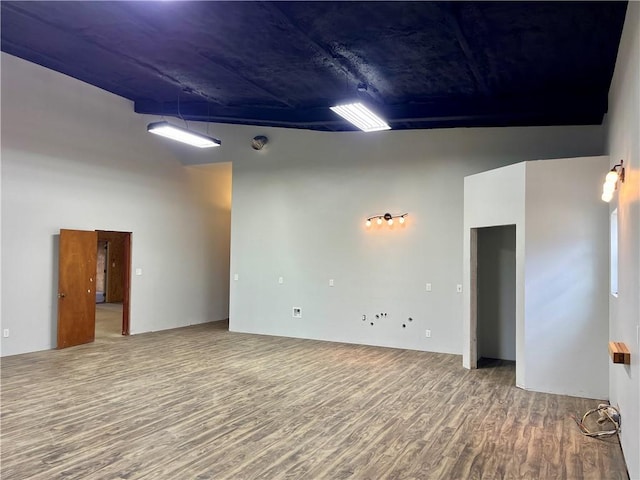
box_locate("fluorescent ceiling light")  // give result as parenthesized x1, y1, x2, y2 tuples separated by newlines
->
(330, 102, 390, 132)
(147, 121, 221, 148)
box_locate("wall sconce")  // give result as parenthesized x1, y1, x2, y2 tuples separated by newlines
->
(365, 212, 408, 227)
(602, 160, 625, 202)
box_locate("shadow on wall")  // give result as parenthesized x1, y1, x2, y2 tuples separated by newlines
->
(51, 234, 59, 348)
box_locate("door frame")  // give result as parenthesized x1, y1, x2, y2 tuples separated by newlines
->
(467, 223, 524, 388)
(471, 225, 517, 367)
(122, 232, 131, 335)
(469, 228, 479, 368)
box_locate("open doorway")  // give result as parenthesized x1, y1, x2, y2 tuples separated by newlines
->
(471, 225, 516, 370)
(96, 241, 108, 303)
(95, 231, 131, 339)
(57, 229, 131, 349)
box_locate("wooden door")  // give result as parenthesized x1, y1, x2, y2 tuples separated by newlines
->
(57, 229, 97, 349)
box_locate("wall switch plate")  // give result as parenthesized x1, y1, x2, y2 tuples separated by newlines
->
(456, 284, 463, 293)
(329, 279, 334, 287)
(278, 276, 284, 284)
(3, 329, 9, 338)
(292, 307, 302, 318)
(426, 283, 432, 292)
(362, 315, 366, 321)
(135, 268, 143, 276)
(425, 329, 431, 338)
(233, 273, 239, 281)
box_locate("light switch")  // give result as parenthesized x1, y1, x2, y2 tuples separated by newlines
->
(234, 273, 239, 281)
(456, 284, 462, 293)
(426, 283, 432, 292)
(278, 276, 284, 284)
(329, 279, 335, 287)
(135, 268, 143, 276)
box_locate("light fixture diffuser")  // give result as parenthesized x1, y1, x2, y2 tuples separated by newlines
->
(330, 102, 390, 132)
(147, 121, 221, 148)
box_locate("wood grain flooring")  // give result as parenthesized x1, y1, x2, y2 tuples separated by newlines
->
(1, 322, 629, 480)
(95, 303, 123, 339)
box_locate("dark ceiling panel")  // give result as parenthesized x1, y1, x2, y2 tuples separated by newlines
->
(457, 2, 627, 96)
(0, 1, 628, 131)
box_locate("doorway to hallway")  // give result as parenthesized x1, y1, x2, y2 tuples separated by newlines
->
(56, 229, 131, 349)
(95, 230, 131, 339)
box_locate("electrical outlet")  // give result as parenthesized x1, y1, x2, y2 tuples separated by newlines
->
(3, 329, 9, 338)
(425, 329, 431, 338)
(233, 273, 239, 281)
(292, 307, 302, 318)
(426, 283, 432, 292)
(278, 276, 284, 284)
(329, 279, 334, 287)
(362, 315, 367, 321)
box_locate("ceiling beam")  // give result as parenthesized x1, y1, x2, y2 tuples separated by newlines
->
(136, 92, 606, 131)
(263, 3, 385, 103)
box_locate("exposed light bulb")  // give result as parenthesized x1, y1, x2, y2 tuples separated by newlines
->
(399, 216, 405, 224)
(365, 219, 372, 227)
(388, 218, 394, 226)
(606, 170, 619, 184)
(376, 217, 383, 225)
(602, 191, 613, 202)
(603, 182, 616, 194)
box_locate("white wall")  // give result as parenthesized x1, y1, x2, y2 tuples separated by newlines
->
(464, 156, 609, 398)
(0, 53, 231, 356)
(605, 2, 640, 478)
(230, 124, 605, 356)
(463, 163, 526, 383)
(524, 156, 610, 398)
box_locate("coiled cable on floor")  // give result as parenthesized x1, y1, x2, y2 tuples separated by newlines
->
(572, 404, 621, 437)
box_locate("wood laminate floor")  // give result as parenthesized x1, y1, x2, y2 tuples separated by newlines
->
(95, 303, 123, 339)
(1, 322, 629, 480)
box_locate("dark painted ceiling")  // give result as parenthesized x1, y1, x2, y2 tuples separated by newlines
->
(0, 1, 628, 132)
